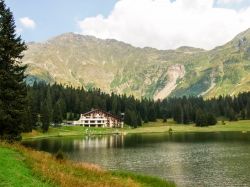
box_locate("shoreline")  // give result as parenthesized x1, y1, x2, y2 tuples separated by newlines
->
(0, 142, 175, 187)
(22, 120, 250, 141)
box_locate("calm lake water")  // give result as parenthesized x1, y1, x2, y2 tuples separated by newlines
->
(23, 132, 250, 187)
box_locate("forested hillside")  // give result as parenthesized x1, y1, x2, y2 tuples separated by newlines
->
(23, 29, 250, 99)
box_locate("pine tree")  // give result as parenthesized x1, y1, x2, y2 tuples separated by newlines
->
(148, 105, 157, 122)
(0, 0, 27, 140)
(173, 104, 184, 124)
(206, 113, 217, 126)
(137, 113, 142, 126)
(195, 109, 206, 127)
(53, 101, 63, 124)
(41, 101, 50, 132)
(246, 101, 250, 119)
(46, 87, 53, 122)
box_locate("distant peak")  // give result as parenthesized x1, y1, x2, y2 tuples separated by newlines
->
(176, 46, 205, 52)
(233, 28, 250, 41)
(48, 32, 98, 42)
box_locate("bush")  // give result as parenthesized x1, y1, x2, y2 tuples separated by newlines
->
(195, 110, 217, 127)
(55, 150, 65, 161)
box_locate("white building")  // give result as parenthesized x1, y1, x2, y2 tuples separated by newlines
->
(73, 109, 123, 128)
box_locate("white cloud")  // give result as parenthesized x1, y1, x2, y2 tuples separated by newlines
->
(78, 0, 250, 50)
(217, 0, 243, 5)
(19, 17, 36, 29)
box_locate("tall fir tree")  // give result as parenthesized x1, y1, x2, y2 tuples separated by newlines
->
(41, 100, 50, 132)
(246, 101, 250, 119)
(0, 0, 27, 140)
(53, 101, 63, 124)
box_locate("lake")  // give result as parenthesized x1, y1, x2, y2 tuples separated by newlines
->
(23, 132, 250, 187)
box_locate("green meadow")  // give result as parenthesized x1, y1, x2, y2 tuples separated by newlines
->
(0, 142, 175, 187)
(22, 120, 250, 140)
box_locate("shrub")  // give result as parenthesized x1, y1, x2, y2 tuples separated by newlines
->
(54, 149, 65, 161)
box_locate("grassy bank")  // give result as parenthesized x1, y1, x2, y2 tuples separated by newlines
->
(22, 126, 118, 140)
(0, 142, 175, 187)
(125, 120, 250, 134)
(22, 120, 250, 140)
(0, 146, 51, 187)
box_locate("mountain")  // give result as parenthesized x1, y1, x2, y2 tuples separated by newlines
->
(23, 29, 250, 99)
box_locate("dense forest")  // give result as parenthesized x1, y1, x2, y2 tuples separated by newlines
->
(25, 82, 158, 132)
(25, 82, 250, 132)
(1, 0, 250, 141)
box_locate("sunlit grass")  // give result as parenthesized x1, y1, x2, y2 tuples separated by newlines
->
(126, 120, 250, 134)
(22, 120, 250, 140)
(0, 146, 52, 187)
(0, 142, 175, 187)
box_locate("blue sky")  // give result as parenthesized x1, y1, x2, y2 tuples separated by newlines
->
(5, 0, 117, 42)
(5, 0, 250, 50)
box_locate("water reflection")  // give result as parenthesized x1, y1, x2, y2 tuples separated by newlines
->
(23, 132, 250, 187)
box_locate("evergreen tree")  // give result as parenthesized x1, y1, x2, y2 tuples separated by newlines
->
(246, 101, 250, 119)
(23, 106, 33, 132)
(195, 109, 206, 127)
(41, 101, 50, 132)
(148, 105, 157, 122)
(53, 101, 63, 124)
(0, 0, 27, 140)
(227, 107, 237, 121)
(206, 113, 217, 126)
(173, 104, 184, 124)
(137, 113, 142, 126)
(45, 87, 53, 122)
(240, 109, 246, 120)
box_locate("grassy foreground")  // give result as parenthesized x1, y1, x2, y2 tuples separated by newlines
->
(23, 120, 250, 140)
(0, 142, 175, 187)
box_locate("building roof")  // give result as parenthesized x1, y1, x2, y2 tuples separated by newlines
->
(81, 109, 122, 121)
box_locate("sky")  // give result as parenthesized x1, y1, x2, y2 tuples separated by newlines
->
(5, 0, 250, 50)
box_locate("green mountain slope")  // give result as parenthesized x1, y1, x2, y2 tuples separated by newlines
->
(23, 29, 250, 99)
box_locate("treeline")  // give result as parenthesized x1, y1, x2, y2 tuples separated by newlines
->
(27, 82, 250, 132)
(26, 82, 160, 132)
(161, 93, 250, 126)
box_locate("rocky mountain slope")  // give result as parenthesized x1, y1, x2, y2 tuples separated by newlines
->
(23, 28, 250, 99)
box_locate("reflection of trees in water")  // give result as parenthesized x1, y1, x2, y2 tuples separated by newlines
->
(73, 135, 125, 150)
(24, 132, 250, 153)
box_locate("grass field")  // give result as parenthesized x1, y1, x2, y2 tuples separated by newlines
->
(0, 142, 175, 187)
(0, 147, 51, 187)
(125, 120, 250, 134)
(22, 120, 250, 140)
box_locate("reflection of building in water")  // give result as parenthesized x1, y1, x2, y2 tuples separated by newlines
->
(73, 135, 125, 150)
(73, 109, 123, 128)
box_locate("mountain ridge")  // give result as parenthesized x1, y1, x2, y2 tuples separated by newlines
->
(23, 28, 250, 99)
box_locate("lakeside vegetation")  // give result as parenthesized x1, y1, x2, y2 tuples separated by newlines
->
(22, 120, 250, 140)
(22, 81, 250, 137)
(1, 0, 250, 140)
(0, 142, 175, 187)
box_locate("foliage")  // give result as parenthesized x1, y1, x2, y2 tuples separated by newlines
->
(0, 142, 174, 187)
(0, 0, 27, 141)
(24, 81, 250, 131)
(55, 149, 65, 161)
(0, 146, 52, 187)
(26, 82, 159, 130)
